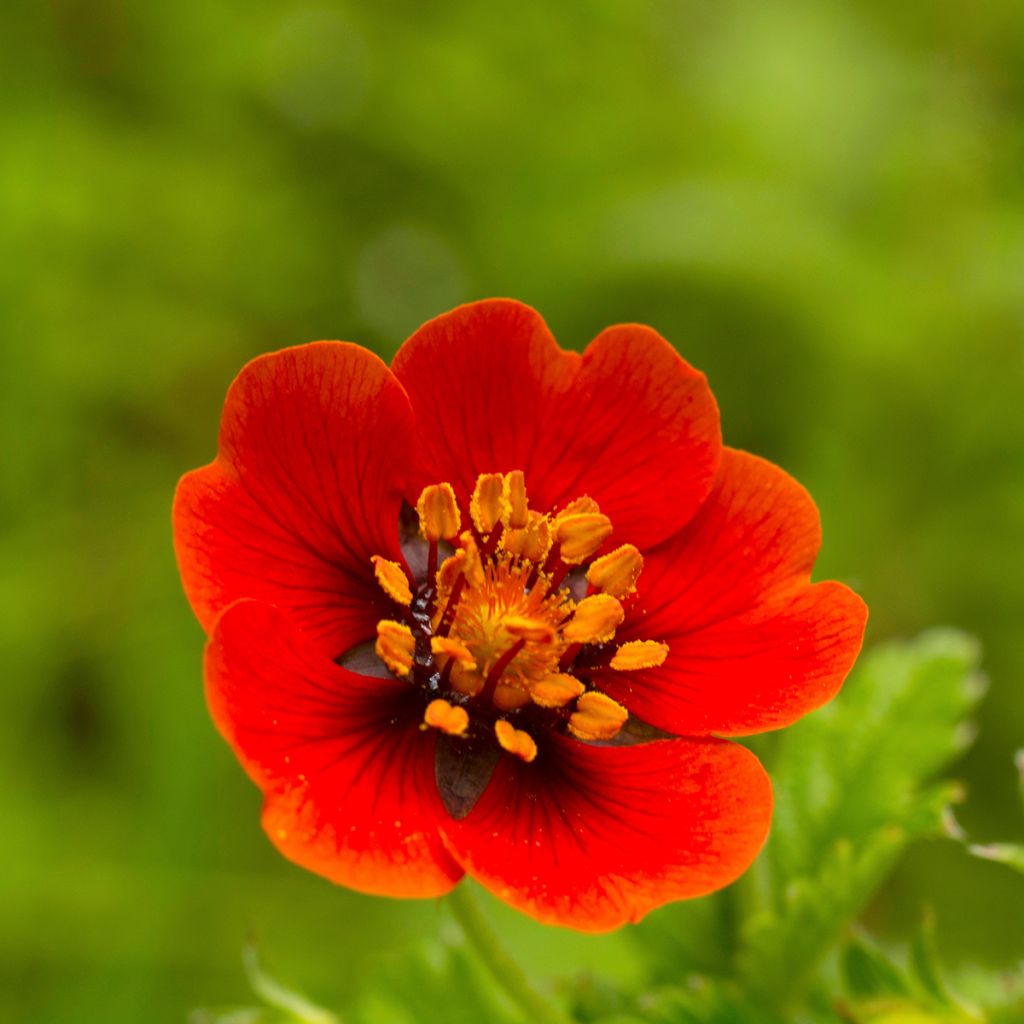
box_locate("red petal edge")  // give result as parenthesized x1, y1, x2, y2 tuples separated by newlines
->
(174, 342, 414, 656)
(595, 448, 868, 737)
(205, 600, 462, 898)
(391, 300, 721, 550)
(440, 731, 772, 932)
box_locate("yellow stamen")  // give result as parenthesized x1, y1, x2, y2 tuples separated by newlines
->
(436, 549, 466, 593)
(423, 698, 469, 736)
(416, 482, 461, 542)
(470, 473, 508, 535)
(370, 555, 412, 606)
(568, 691, 629, 741)
(530, 673, 585, 708)
(558, 495, 600, 517)
(503, 510, 552, 563)
(610, 640, 670, 671)
(431, 636, 476, 670)
(458, 531, 486, 588)
(504, 470, 529, 529)
(449, 660, 484, 697)
(562, 594, 624, 644)
(504, 615, 557, 644)
(554, 513, 613, 564)
(375, 620, 416, 678)
(493, 684, 531, 711)
(495, 719, 538, 763)
(586, 544, 643, 598)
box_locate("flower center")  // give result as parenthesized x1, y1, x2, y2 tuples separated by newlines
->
(366, 471, 668, 812)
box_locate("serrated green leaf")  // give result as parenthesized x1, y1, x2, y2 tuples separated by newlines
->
(622, 980, 786, 1024)
(843, 933, 912, 1001)
(353, 931, 522, 1024)
(769, 630, 984, 890)
(738, 827, 908, 1003)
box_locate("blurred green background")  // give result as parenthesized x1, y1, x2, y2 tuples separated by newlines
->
(2, 1, 1022, 1021)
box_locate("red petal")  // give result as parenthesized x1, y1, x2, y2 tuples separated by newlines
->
(440, 732, 771, 932)
(391, 300, 721, 549)
(595, 448, 868, 736)
(174, 342, 414, 656)
(205, 601, 462, 898)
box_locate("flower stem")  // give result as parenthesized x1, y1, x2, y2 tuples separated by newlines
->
(446, 884, 574, 1024)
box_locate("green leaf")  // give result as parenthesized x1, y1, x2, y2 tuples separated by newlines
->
(353, 929, 522, 1024)
(769, 630, 984, 889)
(843, 933, 912, 1001)
(735, 631, 983, 1008)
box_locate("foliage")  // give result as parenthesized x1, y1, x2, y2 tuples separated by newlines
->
(190, 632, 1024, 1024)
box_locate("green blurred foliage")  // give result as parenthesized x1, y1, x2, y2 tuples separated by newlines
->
(1, 1, 1022, 1022)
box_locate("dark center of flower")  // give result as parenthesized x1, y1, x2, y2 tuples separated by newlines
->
(365, 471, 668, 817)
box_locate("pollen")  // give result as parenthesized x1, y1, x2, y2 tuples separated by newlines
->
(502, 510, 552, 562)
(424, 698, 469, 736)
(375, 619, 415, 677)
(586, 544, 643, 598)
(568, 691, 629, 742)
(610, 639, 670, 671)
(417, 482, 461, 542)
(554, 512, 613, 564)
(530, 673, 585, 708)
(495, 719, 538, 763)
(431, 635, 476, 670)
(504, 470, 529, 529)
(470, 473, 508, 535)
(371, 470, 667, 764)
(562, 594, 625, 644)
(371, 555, 412, 606)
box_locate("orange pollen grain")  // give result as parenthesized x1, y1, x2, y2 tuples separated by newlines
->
(586, 544, 643, 598)
(562, 593, 624, 644)
(417, 482, 461, 542)
(554, 512, 613, 564)
(424, 699, 469, 736)
(375, 620, 415, 678)
(610, 640, 670, 671)
(568, 691, 629, 741)
(495, 719, 538, 763)
(371, 555, 412, 606)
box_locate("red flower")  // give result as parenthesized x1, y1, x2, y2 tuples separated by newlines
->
(173, 299, 866, 932)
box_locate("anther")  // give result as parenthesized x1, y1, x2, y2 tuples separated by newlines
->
(431, 636, 476, 670)
(416, 482, 461, 542)
(530, 673, 585, 708)
(495, 720, 538, 763)
(493, 684, 531, 711)
(503, 511, 552, 563)
(504, 616, 557, 644)
(375, 620, 416, 678)
(562, 594, 624, 644)
(424, 699, 469, 737)
(586, 544, 643, 598)
(554, 513, 613, 564)
(557, 496, 600, 518)
(470, 473, 508, 535)
(504, 470, 529, 529)
(370, 555, 412, 606)
(568, 691, 629, 741)
(610, 640, 669, 671)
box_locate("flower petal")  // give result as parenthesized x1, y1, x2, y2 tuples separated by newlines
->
(174, 342, 414, 656)
(440, 732, 771, 932)
(205, 600, 462, 898)
(392, 300, 721, 549)
(594, 448, 868, 737)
